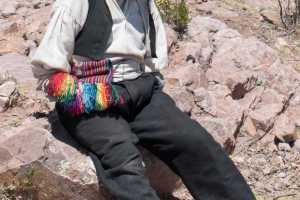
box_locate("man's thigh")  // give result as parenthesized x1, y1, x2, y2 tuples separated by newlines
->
(56, 106, 139, 158)
(129, 89, 218, 160)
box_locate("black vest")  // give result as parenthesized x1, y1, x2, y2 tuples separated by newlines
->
(74, 0, 157, 60)
(74, 0, 113, 60)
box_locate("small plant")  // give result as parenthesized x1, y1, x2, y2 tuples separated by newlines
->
(277, 0, 300, 30)
(22, 168, 36, 188)
(156, 0, 190, 34)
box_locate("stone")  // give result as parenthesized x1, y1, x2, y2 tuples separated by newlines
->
(196, 1, 239, 19)
(211, 36, 277, 71)
(0, 97, 9, 112)
(0, 53, 37, 97)
(193, 85, 239, 118)
(244, 117, 257, 137)
(212, 28, 241, 48)
(260, 89, 285, 105)
(278, 143, 291, 152)
(0, 36, 27, 55)
(165, 64, 201, 88)
(203, 28, 280, 102)
(165, 24, 178, 53)
(196, 117, 236, 153)
(0, 1, 19, 17)
(266, 60, 300, 96)
(243, 0, 275, 9)
(167, 89, 194, 115)
(0, 19, 18, 34)
(0, 81, 16, 112)
(188, 16, 227, 39)
(293, 140, 300, 153)
(273, 114, 297, 143)
(249, 103, 283, 131)
(0, 81, 16, 97)
(193, 87, 214, 115)
(0, 117, 186, 199)
(260, 10, 280, 25)
(23, 6, 52, 44)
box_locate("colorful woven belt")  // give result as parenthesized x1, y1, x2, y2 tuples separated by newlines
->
(47, 59, 124, 116)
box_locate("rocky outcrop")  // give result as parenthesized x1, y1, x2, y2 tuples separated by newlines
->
(1, 0, 300, 199)
(0, 116, 186, 200)
(164, 16, 300, 153)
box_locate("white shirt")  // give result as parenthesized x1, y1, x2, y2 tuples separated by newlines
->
(30, 0, 168, 89)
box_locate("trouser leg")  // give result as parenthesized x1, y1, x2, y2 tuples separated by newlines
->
(56, 102, 160, 200)
(130, 84, 256, 200)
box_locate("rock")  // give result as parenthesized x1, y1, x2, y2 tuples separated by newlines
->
(165, 24, 178, 53)
(0, 53, 37, 97)
(293, 140, 300, 153)
(260, 10, 280, 25)
(266, 60, 300, 96)
(207, 84, 242, 119)
(168, 41, 202, 66)
(244, 117, 257, 137)
(187, 16, 227, 39)
(260, 89, 285, 105)
(193, 87, 215, 115)
(214, 35, 277, 69)
(23, 6, 52, 44)
(0, 117, 186, 199)
(275, 38, 289, 50)
(196, 1, 239, 19)
(23, 40, 37, 56)
(181, 42, 202, 64)
(196, 117, 236, 153)
(199, 46, 213, 64)
(278, 143, 291, 152)
(0, 1, 19, 17)
(0, 81, 17, 112)
(212, 28, 241, 47)
(243, 0, 276, 10)
(0, 81, 16, 97)
(165, 64, 202, 88)
(210, 36, 277, 73)
(0, 36, 27, 55)
(0, 19, 18, 34)
(166, 88, 194, 115)
(249, 103, 283, 131)
(204, 28, 279, 102)
(274, 114, 297, 143)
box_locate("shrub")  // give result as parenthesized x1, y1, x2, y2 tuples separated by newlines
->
(278, 0, 300, 29)
(156, 0, 190, 33)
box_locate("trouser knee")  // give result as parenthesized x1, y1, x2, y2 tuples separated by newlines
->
(101, 141, 145, 172)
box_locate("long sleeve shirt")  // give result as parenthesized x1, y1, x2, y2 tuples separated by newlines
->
(30, 0, 168, 90)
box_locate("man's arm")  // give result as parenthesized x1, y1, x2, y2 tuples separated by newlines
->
(30, 0, 88, 93)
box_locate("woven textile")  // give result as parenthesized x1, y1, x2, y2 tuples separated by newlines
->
(47, 59, 123, 115)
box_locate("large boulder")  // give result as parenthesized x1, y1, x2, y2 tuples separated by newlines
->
(168, 16, 300, 151)
(0, 115, 190, 200)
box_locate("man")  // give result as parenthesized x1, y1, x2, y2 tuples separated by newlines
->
(31, 0, 256, 199)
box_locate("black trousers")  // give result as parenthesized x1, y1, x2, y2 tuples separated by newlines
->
(56, 73, 255, 200)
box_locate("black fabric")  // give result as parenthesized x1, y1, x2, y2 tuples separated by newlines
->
(56, 73, 256, 200)
(149, 14, 157, 58)
(74, 0, 113, 60)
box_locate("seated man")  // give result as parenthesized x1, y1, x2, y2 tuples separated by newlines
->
(31, 0, 256, 199)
